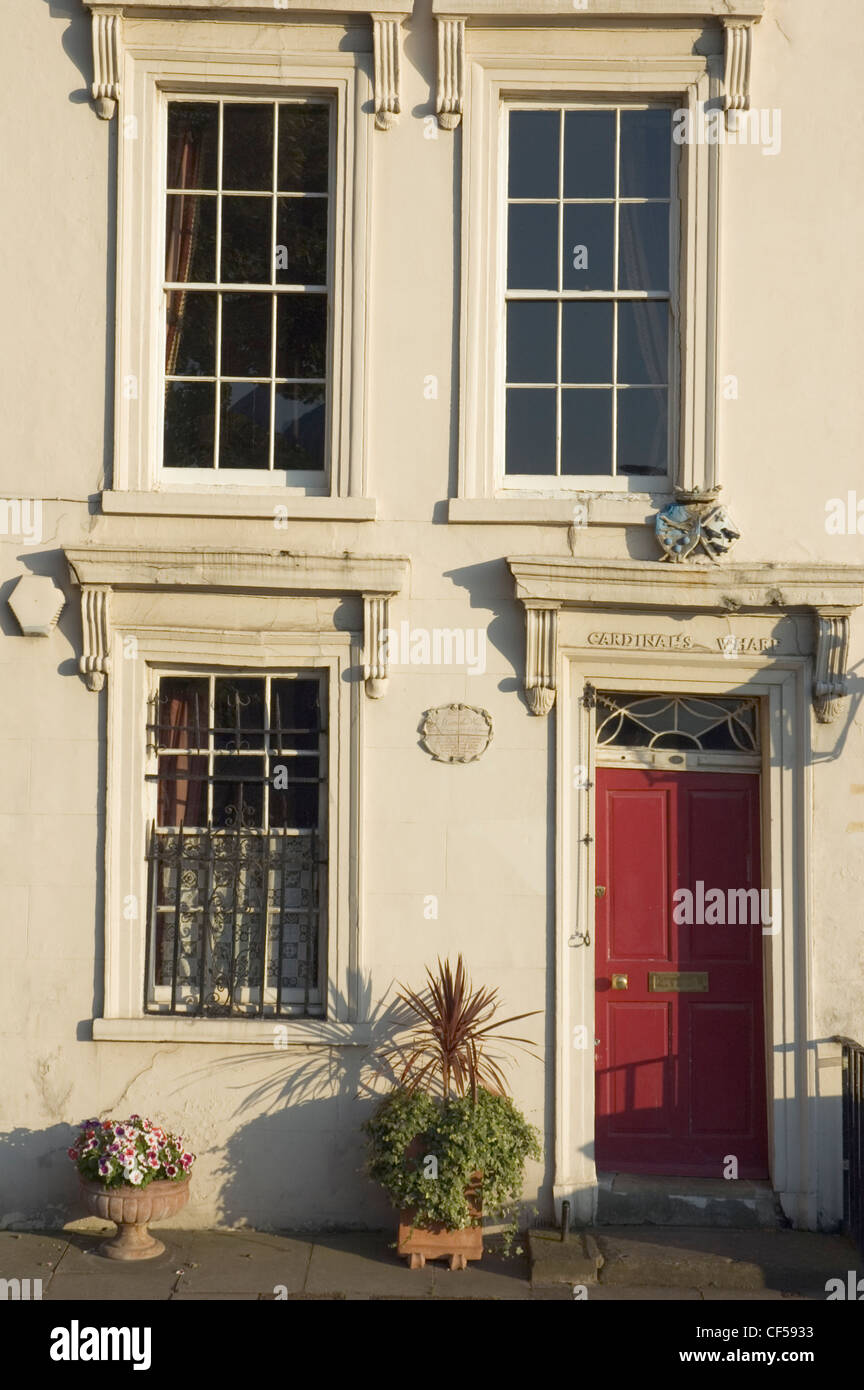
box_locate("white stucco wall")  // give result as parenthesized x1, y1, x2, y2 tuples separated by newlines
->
(1, 0, 862, 1231)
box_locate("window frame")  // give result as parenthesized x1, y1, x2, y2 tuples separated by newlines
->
(109, 33, 373, 515)
(145, 667, 330, 1018)
(450, 47, 723, 522)
(500, 99, 681, 489)
(160, 95, 335, 485)
(98, 627, 363, 1044)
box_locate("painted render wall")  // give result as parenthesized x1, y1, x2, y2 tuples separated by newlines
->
(0, 0, 862, 1230)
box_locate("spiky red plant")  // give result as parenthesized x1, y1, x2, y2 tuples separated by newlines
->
(379, 956, 539, 1102)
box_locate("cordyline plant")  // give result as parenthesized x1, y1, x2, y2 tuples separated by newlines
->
(376, 955, 540, 1102)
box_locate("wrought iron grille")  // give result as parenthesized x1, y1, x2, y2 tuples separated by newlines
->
(144, 673, 326, 1017)
(836, 1036, 864, 1258)
(145, 825, 323, 1017)
(596, 693, 760, 753)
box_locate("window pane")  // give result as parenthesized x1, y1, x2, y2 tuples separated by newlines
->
(221, 197, 272, 284)
(562, 204, 614, 290)
(619, 203, 669, 291)
(505, 389, 556, 475)
(507, 205, 558, 290)
(165, 195, 217, 283)
(212, 755, 265, 829)
(508, 111, 559, 199)
(222, 104, 274, 192)
(275, 198, 328, 285)
(219, 383, 270, 468)
(157, 755, 208, 828)
(165, 291, 216, 376)
(220, 294, 272, 378)
(156, 676, 209, 748)
(276, 296, 327, 380)
(564, 111, 615, 198)
(167, 103, 218, 190)
(620, 109, 671, 199)
(163, 382, 215, 467)
(507, 301, 557, 384)
(562, 301, 613, 384)
(273, 387, 326, 470)
(617, 301, 669, 385)
(617, 387, 668, 475)
(269, 757, 319, 829)
(278, 106, 329, 193)
(271, 679, 321, 750)
(214, 677, 266, 750)
(561, 389, 613, 474)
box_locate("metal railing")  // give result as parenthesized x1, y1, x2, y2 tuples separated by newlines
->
(145, 824, 324, 1018)
(835, 1036, 864, 1256)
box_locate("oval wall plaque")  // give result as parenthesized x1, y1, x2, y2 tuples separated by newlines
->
(421, 704, 493, 763)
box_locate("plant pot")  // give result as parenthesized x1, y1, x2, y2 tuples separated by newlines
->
(79, 1177, 190, 1261)
(397, 1169, 483, 1270)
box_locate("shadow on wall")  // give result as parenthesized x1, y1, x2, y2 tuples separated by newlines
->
(0, 1125, 78, 1230)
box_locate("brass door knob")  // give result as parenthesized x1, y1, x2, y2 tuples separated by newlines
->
(611, 974, 629, 990)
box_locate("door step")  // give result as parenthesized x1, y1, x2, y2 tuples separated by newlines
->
(594, 1173, 786, 1229)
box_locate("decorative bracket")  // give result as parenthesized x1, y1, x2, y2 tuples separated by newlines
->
(813, 609, 851, 725)
(436, 16, 465, 129)
(372, 13, 407, 130)
(524, 603, 559, 717)
(79, 585, 112, 691)
(362, 593, 394, 698)
(90, 8, 122, 120)
(723, 19, 754, 116)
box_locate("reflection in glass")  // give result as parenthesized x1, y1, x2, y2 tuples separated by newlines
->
(617, 387, 668, 475)
(163, 381, 215, 468)
(273, 387, 326, 470)
(278, 107, 330, 193)
(165, 195, 216, 283)
(619, 203, 669, 291)
(276, 295, 327, 381)
(620, 110, 672, 199)
(561, 389, 613, 474)
(507, 205, 558, 291)
(221, 197, 273, 284)
(562, 302, 614, 384)
(505, 389, 556, 474)
(507, 302, 557, 384)
(562, 204, 614, 290)
(508, 111, 560, 198)
(165, 291, 216, 376)
(564, 111, 615, 199)
(222, 103, 274, 192)
(221, 294, 273, 378)
(617, 301, 669, 385)
(167, 103, 218, 190)
(219, 382, 270, 469)
(275, 199, 328, 285)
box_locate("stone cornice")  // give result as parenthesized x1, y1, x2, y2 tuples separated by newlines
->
(507, 558, 864, 616)
(507, 558, 864, 724)
(65, 546, 409, 597)
(65, 547, 410, 698)
(432, 1, 764, 16)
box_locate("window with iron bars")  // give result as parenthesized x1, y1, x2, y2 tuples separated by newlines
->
(145, 672, 327, 1018)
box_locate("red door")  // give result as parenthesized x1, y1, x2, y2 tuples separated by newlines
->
(594, 768, 768, 1178)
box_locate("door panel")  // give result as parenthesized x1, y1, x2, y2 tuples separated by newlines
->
(594, 768, 769, 1178)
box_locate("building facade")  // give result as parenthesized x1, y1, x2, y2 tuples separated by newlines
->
(2, 0, 863, 1233)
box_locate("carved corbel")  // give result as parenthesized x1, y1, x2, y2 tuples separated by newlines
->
(524, 603, 559, 717)
(723, 19, 754, 116)
(79, 586, 112, 691)
(372, 13, 406, 130)
(813, 609, 851, 725)
(363, 593, 393, 698)
(436, 16, 465, 130)
(90, 8, 122, 120)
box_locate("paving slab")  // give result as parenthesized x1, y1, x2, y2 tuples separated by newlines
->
(305, 1232, 435, 1296)
(429, 1253, 532, 1299)
(0, 1232, 67, 1280)
(580, 1286, 703, 1300)
(169, 1230, 312, 1295)
(529, 1230, 603, 1287)
(594, 1227, 857, 1293)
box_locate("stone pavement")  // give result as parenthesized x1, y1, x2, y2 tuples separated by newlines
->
(0, 1226, 855, 1300)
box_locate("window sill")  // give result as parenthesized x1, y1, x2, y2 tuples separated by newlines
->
(92, 1017, 372, 1046)
(101, 492, 377, 521)
(447, 495, 669, 526)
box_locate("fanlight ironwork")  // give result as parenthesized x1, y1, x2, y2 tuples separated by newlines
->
(595, 694, 759, 753)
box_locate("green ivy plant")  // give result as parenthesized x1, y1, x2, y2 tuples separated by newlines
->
(363, 1085, 540, 1246)
(364, 959, 542, 1251)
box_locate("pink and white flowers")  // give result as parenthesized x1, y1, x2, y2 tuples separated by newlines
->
(67, 1116, 195, 1190)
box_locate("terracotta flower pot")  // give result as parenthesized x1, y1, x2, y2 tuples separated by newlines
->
(79, 1177, 190, 1261)
(398, 1169, 483, 1270)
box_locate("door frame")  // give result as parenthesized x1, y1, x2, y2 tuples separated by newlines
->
(554, 654, 814, 1226)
